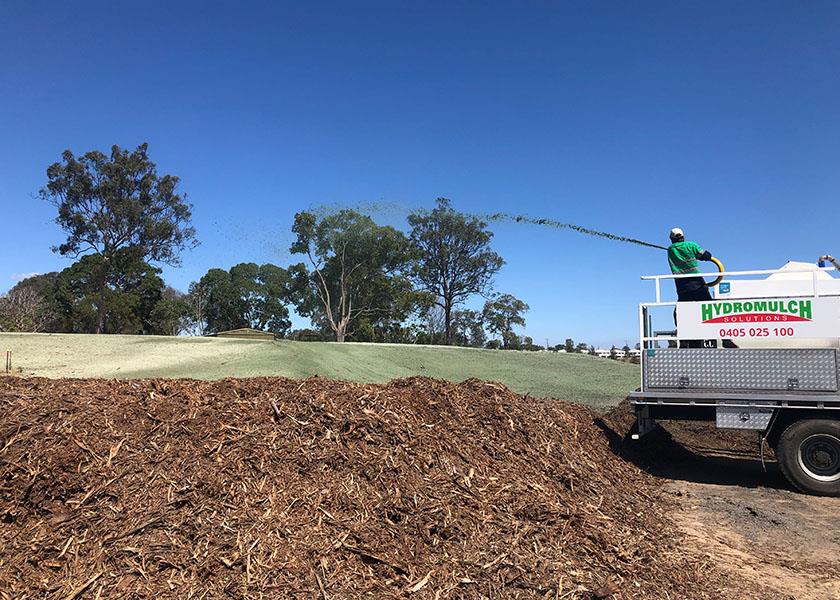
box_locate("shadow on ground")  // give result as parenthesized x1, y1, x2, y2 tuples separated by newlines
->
(594, 414, 793, 491)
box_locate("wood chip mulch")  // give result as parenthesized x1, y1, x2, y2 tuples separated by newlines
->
(0, 376, 729, 598)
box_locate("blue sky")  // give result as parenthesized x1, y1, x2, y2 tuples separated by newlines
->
(1, 1, 838, 346)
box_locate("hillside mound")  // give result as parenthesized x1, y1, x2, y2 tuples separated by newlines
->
(1, 376, 719, 598)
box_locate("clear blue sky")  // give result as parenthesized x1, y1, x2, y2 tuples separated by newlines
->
(2, 2, 838, 347)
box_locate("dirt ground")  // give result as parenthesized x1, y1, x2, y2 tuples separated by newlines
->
(639, 421, 840, 600)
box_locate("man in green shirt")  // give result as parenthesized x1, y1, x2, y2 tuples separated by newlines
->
(667, 227, 713, 302)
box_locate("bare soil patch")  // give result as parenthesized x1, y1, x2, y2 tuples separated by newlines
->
(603, 403, 840, 600)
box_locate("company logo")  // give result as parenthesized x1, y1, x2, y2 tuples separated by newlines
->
(701, 299, 812, 324)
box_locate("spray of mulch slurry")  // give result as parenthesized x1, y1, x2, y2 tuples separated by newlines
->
(483, 212, 667, 250)
(310, 202, 667, 251)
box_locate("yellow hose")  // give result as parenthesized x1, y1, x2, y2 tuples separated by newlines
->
(705, 257, 724, 287)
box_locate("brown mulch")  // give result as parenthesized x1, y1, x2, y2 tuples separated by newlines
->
(0, 376, 730, 598)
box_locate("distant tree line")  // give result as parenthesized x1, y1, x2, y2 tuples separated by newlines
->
(0, 143, 534, 348)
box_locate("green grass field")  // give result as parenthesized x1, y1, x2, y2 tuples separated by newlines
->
(0, 333, 638, 409)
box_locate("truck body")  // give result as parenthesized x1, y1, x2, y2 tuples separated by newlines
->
(630, 262, 840, 495)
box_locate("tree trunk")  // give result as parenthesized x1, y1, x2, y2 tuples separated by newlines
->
(96, 262, 108, 334)
(444, 302, 452, 345)
(335, 326, 346, 343)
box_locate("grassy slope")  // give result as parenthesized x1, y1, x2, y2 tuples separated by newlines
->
(0, 333, 638, 408)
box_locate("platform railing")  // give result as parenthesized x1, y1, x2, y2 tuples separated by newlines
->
(640, 266, 836, 303)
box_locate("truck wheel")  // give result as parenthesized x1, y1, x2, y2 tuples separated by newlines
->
(777, 419, 840, 496)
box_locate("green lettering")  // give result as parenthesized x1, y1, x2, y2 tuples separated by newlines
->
(713, 303, 723, 316)
(733, 302, 743, 313)
(743, 301, 753, 311)
(787, 300, 798, 314)
(799, 300, 812, 319)
(754, 301, 767, 311)
(702, 304, 714, 321)
(769, 301, 779, 312)
(723, 303, 732, 315)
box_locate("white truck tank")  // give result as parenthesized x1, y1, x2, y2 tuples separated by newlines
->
(713, 261, 840, 349)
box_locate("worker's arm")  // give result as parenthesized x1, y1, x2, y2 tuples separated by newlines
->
(690, 242, 712, 261)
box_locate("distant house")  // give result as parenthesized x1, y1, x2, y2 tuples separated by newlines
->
(628, 348, 642, 358)
(594, 348, 629, 359)
(212, 328, 276, 340)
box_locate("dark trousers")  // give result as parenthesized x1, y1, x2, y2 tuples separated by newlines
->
(675, 284, 713, 348)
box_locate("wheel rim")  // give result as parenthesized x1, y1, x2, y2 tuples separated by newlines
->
(797, 434, 840, 483)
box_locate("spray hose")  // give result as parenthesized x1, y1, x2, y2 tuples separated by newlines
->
(705, 257, 725, 288)
(819, 255, 840, 270)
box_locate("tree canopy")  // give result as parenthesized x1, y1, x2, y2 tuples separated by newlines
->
(408, 198, 504, 344)
(483, 293, 529, 349)
(195, 263, 293, 336)
(48, 250, 180, 335)
(0, 275, 57, 333)
(40, 143, 196, 332)
(290, 210, 415, 342)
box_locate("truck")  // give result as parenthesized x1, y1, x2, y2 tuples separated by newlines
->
(629, 258, 840, 496)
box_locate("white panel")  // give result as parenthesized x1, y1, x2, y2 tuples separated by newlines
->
(677, 296, 840, 341)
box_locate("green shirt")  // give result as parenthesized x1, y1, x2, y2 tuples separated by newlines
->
(667, 240, 705, 274)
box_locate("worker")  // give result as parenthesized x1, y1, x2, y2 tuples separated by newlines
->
(668, 227, 715, 348)
(667, 227, 714, 303)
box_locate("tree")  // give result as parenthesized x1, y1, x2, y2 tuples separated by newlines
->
(0, 275, 55, 332)
(184, 281, 209, 336)
(482, 294, 529, 349)
(40, 143, 196, 333)
(564, 338, 575, 353)
(195, 263, 293, 336)
(290, 210, 414, 342)
(452, 309, 486, 348)
(502, 331, 522, 350)
(408, 199, 504, 344)
(412, 302, 446, 345)
(150, 286, 190, 336)
(575, 342, 589, 354)
(521, 336, 542, 351)
(49, 251, 176, 334)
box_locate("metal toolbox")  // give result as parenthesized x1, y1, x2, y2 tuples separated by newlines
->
(643, 348, 839, 393)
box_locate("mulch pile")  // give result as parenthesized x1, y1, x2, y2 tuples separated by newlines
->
(0, 376, 726, 598)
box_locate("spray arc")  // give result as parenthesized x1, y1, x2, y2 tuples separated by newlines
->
(482, 213, 668, 251)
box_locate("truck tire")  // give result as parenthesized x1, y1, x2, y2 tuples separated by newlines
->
(777, 419, 840, 496)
